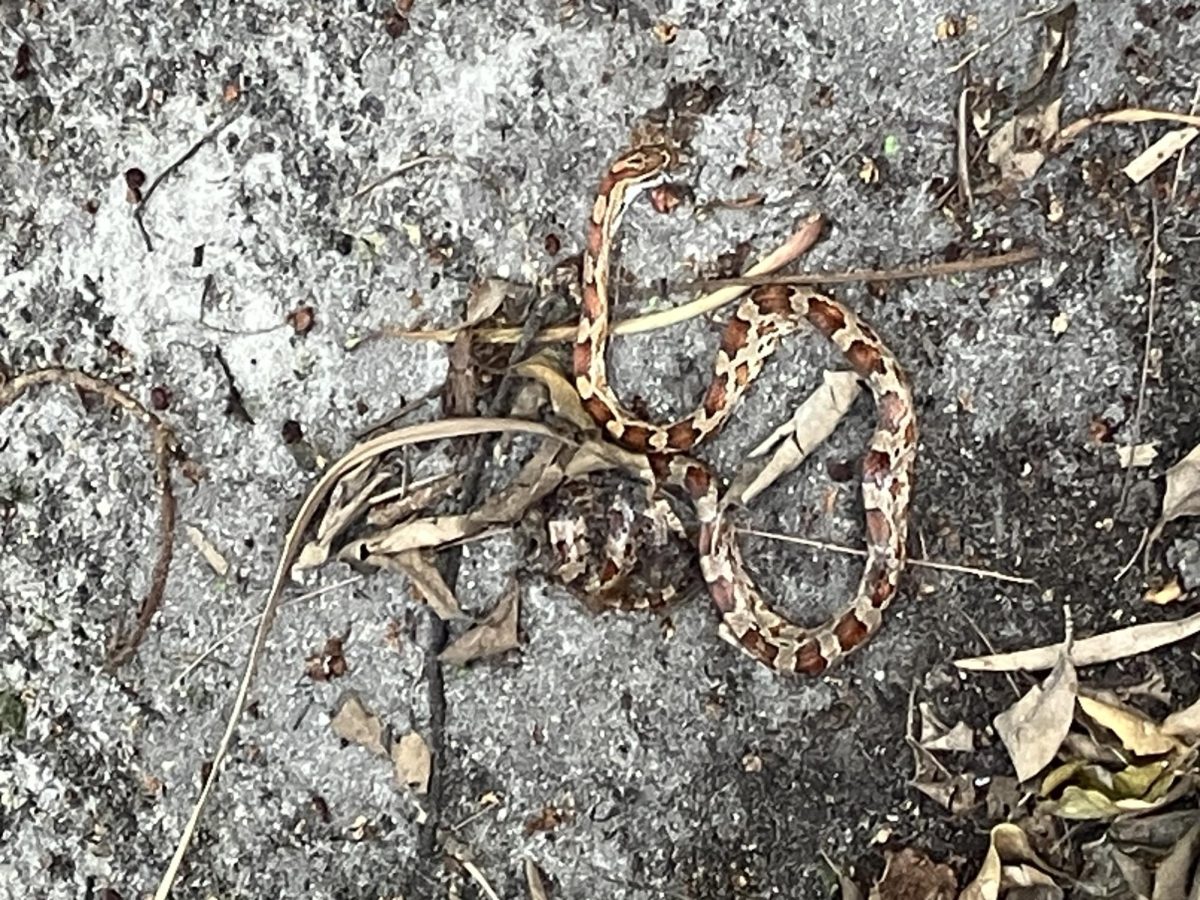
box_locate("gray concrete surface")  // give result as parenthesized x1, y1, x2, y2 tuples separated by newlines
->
(3, 1, 1199, 898)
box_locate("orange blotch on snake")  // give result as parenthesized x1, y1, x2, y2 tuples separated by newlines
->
(582, 395, 615, 426)
(846, 339, 886, 376)
(599, 557, 621, 584)
(878, 391, 908, 433)
(585, 221, 605, 258)
(734, 362, 751, 387)
(870, 573, 896, 608)
(904, 420, 917, 447)
(702, 379, 728, 417)
(739, 629, 779, 665)
(708, 576, 735, 611)
(890, 478, 905, 499)
(751, 285, 792, 315)
(572, 342, 593, 378)
(865, 508, 892, 547)
(834, 611, 869, 651)
(862, 449, 892, 486)
(683, 463, 712, 498)
(580, 285, 604, 320)
(666, 420, 699, 450)
(619, 423, 652, 453)
(794, 640, 828, 675)
(805, 297, 847, 337)
(718, 316, 751, 357)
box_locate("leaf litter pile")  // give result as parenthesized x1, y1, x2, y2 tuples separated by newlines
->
(4, 2, 1199, 898)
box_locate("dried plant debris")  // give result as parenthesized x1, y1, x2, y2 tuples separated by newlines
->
(330, 693, 387, 757)
(1150, 443, 1200, 546)
(305, 633, 349, 681)
(956, 611, 1200, 671)
(439, 582, 520, 666)
(975, 2, 1076, 191)
(908, 698, 978, 813)
(391, 731, 432, 795)
(523, 859, 550, 900)
(959, 824, 1062, 900)
(868, 847, 956, 900)
(1123, 126, 1200, 184)
(993, 652, 1078, 782)
(380, 550, 466, 621)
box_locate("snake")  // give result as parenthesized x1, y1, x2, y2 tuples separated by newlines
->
(572, 145, 917, 675)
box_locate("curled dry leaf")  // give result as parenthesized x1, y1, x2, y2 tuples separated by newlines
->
(955, 611, 1200, 672)
(1163, 695, 1200, 740)
(919, 702, 976, 753)
(731, 371, 861, 505)
(993, 652, 1077, 782)
(958, 823, 1060, 900)
(869, 847, 956, 900)
(464, 278, 510, 328)
(1150, 443, 1200, 545)
(331, 693, 387, 757)
(1041, 756, 1178, 820)
(440, 582, 520, 666)
(513, 353, 596, 432)
(384, 550, 465, 620)
(1076, 693, 1186, 757)
(1145, 577, 1184, 606)
(392, 731, 431, 794)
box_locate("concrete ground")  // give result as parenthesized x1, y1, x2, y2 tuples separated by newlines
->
(2, 1, 1199, 898)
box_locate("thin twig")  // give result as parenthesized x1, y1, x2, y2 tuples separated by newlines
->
(956, 86, 975, 212)
(0, 367, 184, 669)
(689, 246, 1039, 290)
(1170, 85, 1200, 206)
(134, 103, 244, 252)
(168, 575, 365, 690)
(740, 528, 1037, 585)
(363, 214, 825, 346)
(350, 154, 453, 202)
(1116, 196, 1160, 517)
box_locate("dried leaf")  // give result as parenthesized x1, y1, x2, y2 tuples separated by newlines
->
(392, 731, 431, 794)
(1151, 822, 1200, 900)
(1151, 444, 1200, 544)
(1047, 759, 1176, 820)
(1162, 695, 1200, 740)
(388, 550, 465, 620)
(367, 472, 463, 527)
(1118, 443, 1159, 469)
(440, 583, 520, 665)
(185, 525, 229, 576)
(442, 331, 477, 418)
(524, 858, 550, 900)
(732, 371, 861, 505)
(1123, 127, 1199, 184)
(993, 653, 1077, 781)
(869, 847, 956, 900)
(919, 702, 976, 753)
(331, 693, 387, 757)
(465, 278, 509, 327)
(1145, 578, 1185, 606)
(1077, 694, 1185, 757)
(955, 612, 1200, 672)
(514, 353, 595, 431)
(959, 823, 1059, 900)
(297, 459, 390, 570)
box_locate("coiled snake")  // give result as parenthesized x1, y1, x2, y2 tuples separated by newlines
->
(572, 146, 917, 675)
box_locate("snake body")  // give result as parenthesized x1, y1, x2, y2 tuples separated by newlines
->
(573, 146, 917, 675)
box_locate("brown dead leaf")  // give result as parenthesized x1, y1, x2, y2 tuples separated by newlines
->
(331, 693, 387, 757)
(305, 633, 349, 682)
(464, 278, 509, 328)
(389, 550, 465, 620)
(870, 847, 956, 900)
(1150, 443, 1200, 545)
(993, 652, 1077, 782)
(392, 731, 431, 794)
(958, 823, 1061, 900)
(919, 702, 976, 753)
(955, 611, 1200, 672)
(439, 582, 520, 665)
(1077, 693, 1186, 757)
(524, 803, 572, 835)
(986, 97, 1062, 186)
(1145, 578, 1184, 606)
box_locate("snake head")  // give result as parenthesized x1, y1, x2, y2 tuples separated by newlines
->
(610, 143, 678, 183)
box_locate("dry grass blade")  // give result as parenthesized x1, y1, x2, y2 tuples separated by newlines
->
(730, 371, 859, 506)
(955, 611, 1200, 672)
(524, 858, 550, 900)
(1123, 127, 1200, 183)
(297, 460, 391, 570)
(378, 215, 823, 345)
(1056, 107, 1200, 148)
(154, 417, 566, 900)
(367, 472, 463, 527)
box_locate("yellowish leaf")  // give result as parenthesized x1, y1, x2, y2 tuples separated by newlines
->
(1077, 694, 1184, 757)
